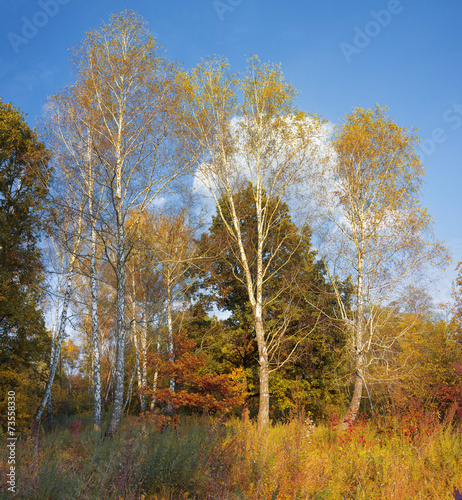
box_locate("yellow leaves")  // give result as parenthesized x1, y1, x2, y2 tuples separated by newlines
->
(229, 367, 248, 401)
(332, 105, 428, 225)
(61, 339, 80, 365)
(187, 55, 297, 128)
(240, 56, 296, 120)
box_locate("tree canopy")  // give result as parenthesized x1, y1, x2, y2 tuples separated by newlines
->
(0, 99, 51, 427)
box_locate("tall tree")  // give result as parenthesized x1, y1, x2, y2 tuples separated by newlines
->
(67, 11, 192, 437)
(317, 106, 449, 429)
(182, 58, 324, 428)
(126, 208, 197, 414)
(0, 100, 51, 428)
(193, 183, 349, 419)
(32, 200, 85, 432)
(43, 85, 105, 431)
(150, 211, 196, 403)
(125, 209, 163, 415)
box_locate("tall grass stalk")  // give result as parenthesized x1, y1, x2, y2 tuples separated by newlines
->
(1, 414, 461, 499)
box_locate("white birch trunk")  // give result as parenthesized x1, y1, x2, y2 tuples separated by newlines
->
(105, 148, 127, 436)
(140, 308, 148, 414)
(123, 364, 137, 413)
(339, 251, 365, 430)
(167, 278, 175, 395)
(33, 272, 73, 431)
(133, 333, 143, 411)
(150, 333, 160, 412)
(105, 227, 127, 437)
(90, 224, 102, 431)
(88, 156, 102, 431)
(46, 328, 56, 428)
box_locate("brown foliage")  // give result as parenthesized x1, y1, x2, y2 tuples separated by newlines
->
(147, 332, 246, 416)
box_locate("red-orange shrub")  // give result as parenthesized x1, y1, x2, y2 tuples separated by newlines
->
(146, 332, 246, 416)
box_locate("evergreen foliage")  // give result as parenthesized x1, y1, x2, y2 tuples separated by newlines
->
(190, 183, 351, 418)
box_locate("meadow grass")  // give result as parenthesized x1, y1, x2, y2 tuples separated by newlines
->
(1, 413, 461, 499)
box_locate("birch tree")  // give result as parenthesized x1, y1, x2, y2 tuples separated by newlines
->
(127, 208, 197, 413)
(194, 183, 350, 419)
(32, 200, 85, 431)
(43, 86, 106, 431)
(317, 106, 449, 429)
(125, 221, 162, 415)
(183, 57, 324, 429)
(70, 11, 191, 437)
(152, 211, 196, 401)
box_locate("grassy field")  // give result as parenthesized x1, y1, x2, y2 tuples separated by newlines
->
(1, 413, 461, 499)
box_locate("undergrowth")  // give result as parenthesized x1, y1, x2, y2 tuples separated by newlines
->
(1, 413, 461, 499)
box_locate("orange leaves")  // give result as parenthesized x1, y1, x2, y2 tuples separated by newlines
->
(148, 332, 245, 415)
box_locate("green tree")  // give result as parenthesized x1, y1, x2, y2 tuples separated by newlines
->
(192, 183, 349, 419)
(0, 99, 51, 428)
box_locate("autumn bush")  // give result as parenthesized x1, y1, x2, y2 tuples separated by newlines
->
(147, 331, 246, 416)
(1, 412, 462, 499)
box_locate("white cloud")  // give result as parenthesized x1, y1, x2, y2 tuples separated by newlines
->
(192, 114, 333, 225)
(14, 63, 59, 91)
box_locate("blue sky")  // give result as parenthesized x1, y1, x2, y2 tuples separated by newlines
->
(1, 0, 461, 304)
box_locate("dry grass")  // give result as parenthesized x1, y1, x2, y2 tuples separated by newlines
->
(1, 413, 461, 499)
